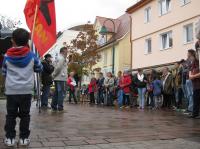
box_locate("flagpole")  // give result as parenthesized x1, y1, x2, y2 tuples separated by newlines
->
(30, 4, 42, 113)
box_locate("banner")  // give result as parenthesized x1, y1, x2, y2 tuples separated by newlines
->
(24, 0, 57, 56)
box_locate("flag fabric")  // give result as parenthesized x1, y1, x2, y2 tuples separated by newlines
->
(24, 0, 56, 57)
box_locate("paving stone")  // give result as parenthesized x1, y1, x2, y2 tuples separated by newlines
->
(43, 141, 66, 147)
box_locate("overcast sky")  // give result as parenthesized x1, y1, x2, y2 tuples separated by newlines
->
(0, 0, 137, 31)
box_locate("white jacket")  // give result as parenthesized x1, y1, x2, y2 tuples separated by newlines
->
(53, 54, 67, 81)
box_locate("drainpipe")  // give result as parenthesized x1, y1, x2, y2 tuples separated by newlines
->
(129, 15, 133, 70)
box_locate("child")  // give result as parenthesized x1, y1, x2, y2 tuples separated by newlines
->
(2, 28, 42, 147)
(88, 78, 97, 104)
(67, 72, 77, 104)
(80, 84, 88, 103)
(152, 76, 162, 109)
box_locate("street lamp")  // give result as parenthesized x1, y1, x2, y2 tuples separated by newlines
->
(99, 19, 116, 74)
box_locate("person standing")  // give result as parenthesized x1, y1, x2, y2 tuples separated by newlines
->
(152, 75, 162, 109)
(51, 47, 68, 112)
(104, 72, 115, 106)
(97, 72, 105, 105)
(88, 77, 97, 104)
(67, 72, 78, 104)
(188, 49, 200, 118)
(119, 71, 132, 108)
(135, 69, 147, 109)
(116, 71, 123, 107)
(162, 67, 173, 109)
(172, 62, 183, 110)
(41, 54, 54, 109)
(2, 28, 42, 146)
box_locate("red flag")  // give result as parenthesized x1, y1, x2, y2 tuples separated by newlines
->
(24, 0, 56, 56)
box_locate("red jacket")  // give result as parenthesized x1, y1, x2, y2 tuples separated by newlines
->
(67, 77, 75, 91)
(88, 80, 97, 93)
(119, 74, 132, 94)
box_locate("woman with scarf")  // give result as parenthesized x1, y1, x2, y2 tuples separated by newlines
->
(135, 69, 147, 109)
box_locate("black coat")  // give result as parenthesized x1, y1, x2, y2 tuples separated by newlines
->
(41, 59, 54, 86)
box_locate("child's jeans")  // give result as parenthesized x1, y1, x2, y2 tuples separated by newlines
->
(5, 94, 32, 139)
(154, 95, 162, 108)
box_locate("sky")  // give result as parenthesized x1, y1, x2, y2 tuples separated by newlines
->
(0, 0, 137, 32)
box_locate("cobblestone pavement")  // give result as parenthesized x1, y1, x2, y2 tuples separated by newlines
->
(0, 100, 200, 149)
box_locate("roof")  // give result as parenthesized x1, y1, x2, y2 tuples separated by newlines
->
(68, 24, 94, 32)
(126, 0, 152, 14)
(95, 16, 120, 33)
(95, 13, 131, 49)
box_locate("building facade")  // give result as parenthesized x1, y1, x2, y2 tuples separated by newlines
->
(127, 0, 200, 70)
(92, 14, 132, 77)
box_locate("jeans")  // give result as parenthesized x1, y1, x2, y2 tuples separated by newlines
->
(5, 94, 32, 139)
(192, 89, 200, 117)
(123, 94, 130, 106)
(117, 90, 123, 107)
(97, 89, 104, 104)
(186, 80, 193, 112)
(138, 88, 146, 109)
(175, 88, 183, 109)
(41, 85, 51, 107)
(69, 89, 77, 104)
(51, 81, 65, 110)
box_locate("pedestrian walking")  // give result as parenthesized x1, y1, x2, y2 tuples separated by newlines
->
(51, 47, 68, 112)
(2, 28, 42, 147)
(41, 54, 54, 109)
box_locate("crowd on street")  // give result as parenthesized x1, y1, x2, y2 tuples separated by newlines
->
(39, 38, 200, 121)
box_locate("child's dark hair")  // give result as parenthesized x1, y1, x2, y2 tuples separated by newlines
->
(12, 28, 30, 46)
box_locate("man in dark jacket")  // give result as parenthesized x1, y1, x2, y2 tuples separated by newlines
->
(41, 54, 54, 108)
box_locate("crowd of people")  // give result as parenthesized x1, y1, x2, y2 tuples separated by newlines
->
(2, 28, 200, 147)
(62, 47, 200, 120)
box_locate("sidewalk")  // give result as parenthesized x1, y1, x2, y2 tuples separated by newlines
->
(0, 100, 200, 149)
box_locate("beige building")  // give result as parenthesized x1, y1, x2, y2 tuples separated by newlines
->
(127, 0, 200, 70)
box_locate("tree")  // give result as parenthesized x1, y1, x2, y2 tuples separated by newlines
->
(0, 15, 21, 31)
(68, 29, 101, 76)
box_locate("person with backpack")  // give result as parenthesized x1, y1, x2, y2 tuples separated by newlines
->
(2, 28, 43, 147)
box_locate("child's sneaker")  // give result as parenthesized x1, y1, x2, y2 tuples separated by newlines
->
(19, 138, 30, 146)
(4, 138, 16, 147)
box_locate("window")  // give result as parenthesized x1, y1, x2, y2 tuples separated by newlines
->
(183, 24, 193, 43)
(160, 31, 173, 50)
(145, 38, 152, 54)
(144, 7, 151, 23)
(180, 0, 190, 6)
(159, 0, 171, 16)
